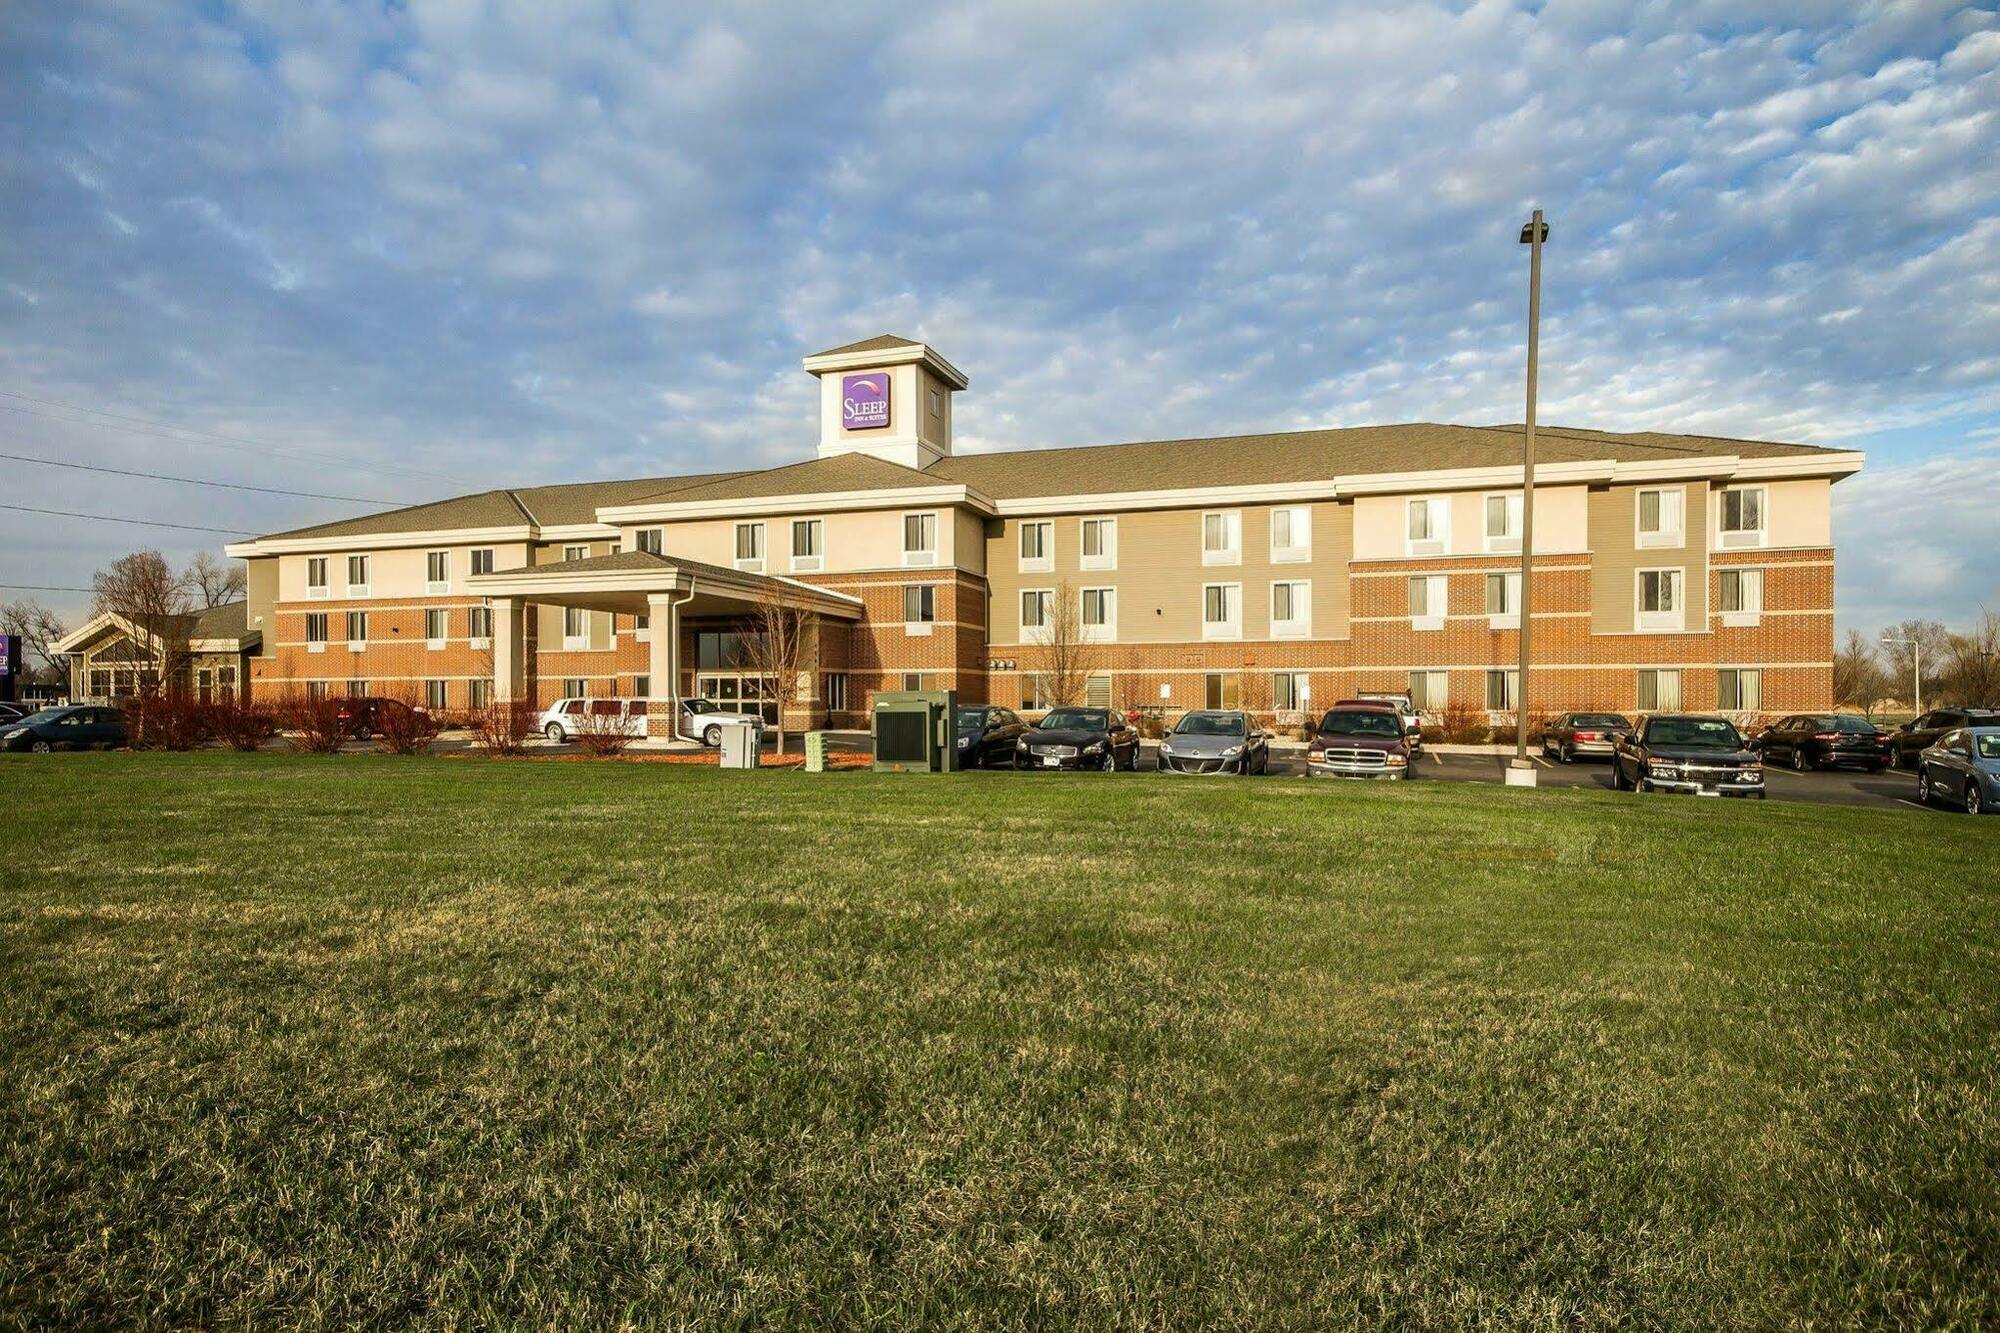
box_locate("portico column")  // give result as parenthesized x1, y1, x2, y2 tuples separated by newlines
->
(647, 592, 679, 741)
(491, 597, 525, 703)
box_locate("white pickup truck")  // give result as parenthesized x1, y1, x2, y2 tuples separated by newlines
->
(536, 697, 765, 746)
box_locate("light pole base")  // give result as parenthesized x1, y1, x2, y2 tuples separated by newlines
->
(1504, 759, 1538, 788)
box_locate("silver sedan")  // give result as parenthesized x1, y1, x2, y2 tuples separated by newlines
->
(1157, 710, 1271, 775)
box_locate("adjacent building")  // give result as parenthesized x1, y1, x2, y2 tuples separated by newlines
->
(55, 600, 261, 703)
(223, 335, 1861, 735)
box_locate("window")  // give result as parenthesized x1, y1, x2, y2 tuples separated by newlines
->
(1271, 580, 1310, 637)
(426, 550, 449, 592)
(1637, 487, 1685, 548)
(346, 678, 368, 697)
(346, 554, 370, 595)
(1204, 673, 1241, 710)
(903, 584, 936, 628)
(1638, 569, 1684, 632)
(563, 544, 588, 563)
(1408, 575, 1447, 630)
(734, 522, 764, 571)
(633, 675, 650, 699)
(469, 606, 493, 641)
(636, 528, 664, 557)
(345, 610, 367, 643)
(1273, 671, 1310, 712)
(902, 512, 938, 566)
(1022, 675, 1055, 710)
(1485, 668, 1519, 711)
(1270, 507, 1311, 563)
(1081, 517, 1117, 570)
(1085, 675, 1113, 709)
(929, 387, 942, 418)
(305, 612, 328, 646)
(696, 632, 751, 670)
(1718, 568, 1764, 623)
(822, 673, 849, 712)
(1406, 498, 1448, 555)
(1718, 486, 1767, 548)
(1636, 668, 1682, 711)
(1717, 668, 1763, 711)
(425, 608, 448, 646)
(790, 519, 823, 571)
(306, 556, 328, 599)
(562, 678, 586, 700)
(1019, 521, 1053, 572)
(1082, 587, 1115, 641)
(1020, 589, 1052, 632)
(469, 679, 492, 710)
(1202, 583, 1241, 640)
(903, 672, 930, 691)
(425, 679, 448, 710)
(1409, 670, 1449, 712)
(1484, 493, 1522, 553)
(471, 548, 495, 575)
(563, 606, 590, 648)
(1485, 572, 1522, 625)
(1201, 510, 1241, 565)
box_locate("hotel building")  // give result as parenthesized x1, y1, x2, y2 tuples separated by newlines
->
(224, 335, 1861, 734)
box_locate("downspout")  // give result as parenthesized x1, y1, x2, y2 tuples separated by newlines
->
(665, 582, 696, 744)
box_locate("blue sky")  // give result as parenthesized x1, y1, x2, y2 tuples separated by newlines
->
(2, 0, 1996, 636)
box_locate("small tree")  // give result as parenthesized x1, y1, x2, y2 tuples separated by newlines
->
(92, 551, 196, 742)
(1939, 612, 2000, 708)
(741, 580, 819, 756)
(573, 702, 634, 757)
(0, 598, 67, 689)
(472, 699, 537, 756)
(282, 691, 347, 755)
(373, 688, 443, 755)
(1834, 629, 1892, 715)
(1026, 581, 1100, 708)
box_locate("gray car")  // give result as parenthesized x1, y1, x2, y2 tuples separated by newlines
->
(1157, 710, 1270, 775)
(1916, 726, 2000, 815)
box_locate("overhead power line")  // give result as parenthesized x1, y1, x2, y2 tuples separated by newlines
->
(0, 449, 399, 506)
(0, 502, 256, 536)
(0, 583, 95, 593)
(0, 388, 480, 486)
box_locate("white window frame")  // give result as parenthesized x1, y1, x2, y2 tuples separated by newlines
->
(1716, 485, 1769, 550)
(305, 611, 328, 653)
(1409, 670, 1448, 714)
(733, 522, 765, 573)
(345, 554, 370, 598)
(563, 605, 589, 650)
(1483, 492, 1523, 554)
(1408, 574, 1447, 632)
(901, 511, 939, 568)
(1020, 588, 1053, 637)
(1018, 520, 1053, 573)
(1718, 566, 1764, 627)
(1636, 486, 1686, 549)
(1485, 571, 1522, 629)
(634, 610, 650, 644)
(1717, 667, 1763, 712)
(1485, 668, 1519, 712)
(1269, 506, 1311, 564)
(425, 679, 448, 711)
(563, 544, 588, 563)
(1272, 671, 1311, 713)
(345, 610, 367, 653)
(305, 556, 329, 600)
(1080, 517, 1117, 571)
(902, 583, 936, 635)
(1270, 580, 1311, 638)
(425, 550, 450, 595)
(468, 604, 493, 649)
(1636, 668, 1683, 712)
(1636, 568, 1685, 633)
(1405, 497, 1449, 556)
(635, 528, 663, 557)
(1201, 582, 1242, 641)
(470, 547, 495, 576)
(1081, 586, 1116, 643)
(1201, 510, 1242, 566)
(425, 607, 448, 650)
(789, 518, 824, 572)
(562, 678, 586, 701)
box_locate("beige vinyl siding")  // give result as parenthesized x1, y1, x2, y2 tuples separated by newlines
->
(533, 540, 615, 645)
(1589, 482, 1710, 634)
(246, 557, 277, 658)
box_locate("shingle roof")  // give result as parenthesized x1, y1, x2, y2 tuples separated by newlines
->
(256, 470, 745, 541)
(188, 599, 250, 641)
(624, 452, 944, 506)
(482, 550, 744, 580)
(807, 333, 922, 359)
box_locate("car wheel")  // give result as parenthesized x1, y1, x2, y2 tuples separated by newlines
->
(1612, 760, 1628, 791)
(1968, 783, 1985, 816)
(544, 723, 564, 741)
(1917, 766, 1933, 805)
(1791, 747, 1808, 771)
(30, 739, 52, 754)
(1560, 742, 1574, 764)
(1101, 749, 1117, 773)
(703, 724, 722, 748)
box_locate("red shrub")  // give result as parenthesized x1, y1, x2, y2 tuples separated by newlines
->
(471, 700, 537, 756)
(283, 693, 348, 755)
(373, 694, 442, 755)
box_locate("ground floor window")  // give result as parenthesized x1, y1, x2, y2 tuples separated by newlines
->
(1022, 674, 1053, 710)
(696, 672, 778, 722)
(90, 669, 111, 697)
(1409, 670, 1448, 712)
(632, 675, 650, 699)
(469, 606, 493, 639)
(1636, 668, 1682, 711)
(1085, 674, 1112, 708)
(426, 680, 448, 710)
(823, 672, 849, 711)
(1273, 671, 1309, 712)
(1205, 672, 1241, 710)
(469, 679, 492, 710)
(902, 672, 936, 691)
(1485, 669, 1518, 711)
(347, 678, 368, 698)
(562, 678, 586, 699)
(307, 681, 328, 702)
(1717, 667, 1762, 711)
(216, 666, 236, 700)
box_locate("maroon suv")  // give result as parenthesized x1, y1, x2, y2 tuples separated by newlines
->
(1307, 702, 1416, 780)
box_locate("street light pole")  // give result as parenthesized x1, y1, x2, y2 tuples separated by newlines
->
(1508, 208, 1548, 785)
(1882, 635, 1922, 715)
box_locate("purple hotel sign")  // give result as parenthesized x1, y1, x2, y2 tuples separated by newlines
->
(841, 373, 890, 431)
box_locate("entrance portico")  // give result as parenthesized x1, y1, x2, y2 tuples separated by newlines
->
(466, 550, 862, 740)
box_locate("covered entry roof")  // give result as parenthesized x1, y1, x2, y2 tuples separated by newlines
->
(464, 550, 864, 619)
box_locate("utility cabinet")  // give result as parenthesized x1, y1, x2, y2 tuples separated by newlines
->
(870, 690, 959, 773)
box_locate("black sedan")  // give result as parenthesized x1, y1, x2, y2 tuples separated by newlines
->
(1, 704, 128, 752)
(1885, 708, 2000, 769)
(1539, 711, 1631, 763)
(1014, 706, 1140, 772)
(1611, 714, 1765, 797)
(1754, 713, 1890, 772)
(955, 705, 1026, 768)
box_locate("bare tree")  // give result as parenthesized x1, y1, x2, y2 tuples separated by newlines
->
(1025, 581, 1100, 708)
(1879, 618, 1951, 706)
(1939, 611, 2000, 708)
(741, 579, 819, 755)
(0, 598, 67, 687)
(91, 551, 196, 728)
(1833, 629, 1892, 715)
(186, 550, 246, 608)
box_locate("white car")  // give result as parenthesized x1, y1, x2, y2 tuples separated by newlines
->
(537, 697, 647, 742)
(680, 698, 767, 747)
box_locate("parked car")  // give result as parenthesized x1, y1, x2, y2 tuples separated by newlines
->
(1347, 694, 1424, 750)
(1014, 706, 1140, 771)
(679, 697, 767, 747)
(0, 701, 32, 726)
(1885, 708, 2000, 769)
(1916, 727, 2000, 815)
(335, 696, 431, 740)
(1307, 702, 1415, 780)
(1753, 713, 1891, 772)
(537, 697, 650, 742)
(1539, 711, 1632, 763)
(1158, 710, 1270, 775)
(956, 706, 1026, 767)
(0, 704, 128, 752)
(1610, 714, 1764, 797)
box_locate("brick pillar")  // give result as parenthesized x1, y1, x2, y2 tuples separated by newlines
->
(646, 592, 679, 740)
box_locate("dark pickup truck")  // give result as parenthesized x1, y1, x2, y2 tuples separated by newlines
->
(1611, 714, 1765, 798)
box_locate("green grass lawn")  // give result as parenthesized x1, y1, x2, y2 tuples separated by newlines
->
(4, 753, 1998, 1327)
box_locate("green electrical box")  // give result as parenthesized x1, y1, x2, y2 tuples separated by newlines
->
(804, 731, 828, 773)
(871, 689, 959, 773)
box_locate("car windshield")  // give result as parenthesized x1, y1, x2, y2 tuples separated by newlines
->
(1176, 712, 1246, 737)
(1835, 715, 1878, 733)
(1647, 717, 1741, 749)
(1977, 734, 2000, 760)
(684, 699, 718, 714)
(1040, 709, 1108, 731)
(1572, 714, 1629, 730)
(1318, 710, 1402, 738)
(10, 709, 70, 727)
(956, 709, 987, 729)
